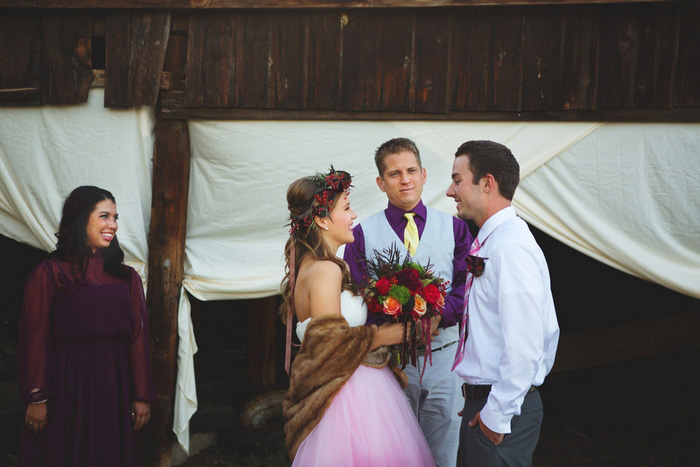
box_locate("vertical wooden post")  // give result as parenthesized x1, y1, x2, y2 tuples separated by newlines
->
(247, 297, 278, 388)
(140, 115, 191, 467)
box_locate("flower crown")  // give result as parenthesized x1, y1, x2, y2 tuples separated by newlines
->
(288, 166, 353, 235)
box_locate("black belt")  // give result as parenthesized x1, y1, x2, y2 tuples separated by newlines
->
(416, 340, 457, 355)
(462, 383, 538, 401)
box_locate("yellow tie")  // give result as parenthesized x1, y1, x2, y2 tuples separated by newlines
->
(403, 212, 419, 256)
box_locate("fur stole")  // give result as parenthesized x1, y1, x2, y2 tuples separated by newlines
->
(282, 315, 406, 460)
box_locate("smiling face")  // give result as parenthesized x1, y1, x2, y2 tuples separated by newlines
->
(85, 199, 118, 253)
(317, 191, 357, 251)
(376, 150, 427, 211)
(446, 154, 488, 227)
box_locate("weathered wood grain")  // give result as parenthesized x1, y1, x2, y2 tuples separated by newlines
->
(558, 5, 598, 110)
(104, 11, 133, 107)
(450, 8, 490, 111)
(307, 10, 343, 109)
(246, 297, 279, 388)
(486, 7, 524, 111)
(2, 2, 698, 117)
(632, 2, 679, 108)
(269, 11, 308, 109)
(674, 1, 700, 107)
(413, 11, 449, 112)
(41, 11, 93, 104)
(521, 6, 562, 111)
(139, 116, 191, 467)
(0, 10, 41, 99)
(597, 4, 639, 108)
(0, 0, 681, 9)
(105, 11, 170, 107)
(234, 11, 272, 108)
(341, 10, 380, 110)
(375, 10, 414, 111)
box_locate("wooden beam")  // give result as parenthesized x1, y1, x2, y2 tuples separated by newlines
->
(247, 297, 278, 388)
(139, 116, 191, 467)
(0, 0, 681, 8)
(40, 11, 93, 104)
(158, 94, 700, 121)
(552, 311, 700, 373)
(104, 10, 171, 108)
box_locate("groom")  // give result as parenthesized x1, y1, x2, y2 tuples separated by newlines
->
(447, 140, 560, 466)
(344, 137, 472, 467)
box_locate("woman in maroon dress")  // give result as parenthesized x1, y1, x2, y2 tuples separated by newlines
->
(18, 186, 156, 466)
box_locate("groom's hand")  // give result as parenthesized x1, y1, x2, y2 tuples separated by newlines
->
(468, 411, 504, 445)
(430, 314, 442, 336)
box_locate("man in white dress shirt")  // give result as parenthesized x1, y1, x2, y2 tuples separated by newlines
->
(446, 140, 560, 467)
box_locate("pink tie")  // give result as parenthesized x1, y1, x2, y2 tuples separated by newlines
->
(452, 236, 482, 370)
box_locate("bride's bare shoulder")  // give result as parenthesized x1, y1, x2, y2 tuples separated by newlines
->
(304, 259, 343, 278)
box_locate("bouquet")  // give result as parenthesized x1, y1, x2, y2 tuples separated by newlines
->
(361, 244, 448, 376)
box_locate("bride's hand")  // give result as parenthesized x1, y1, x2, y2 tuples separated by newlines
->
(372, 322, 412, 349)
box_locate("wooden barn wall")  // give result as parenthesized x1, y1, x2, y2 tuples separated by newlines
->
(0, 9, 170, 107)
(1, 2, 699, 119)
(177, 2, 700, 116)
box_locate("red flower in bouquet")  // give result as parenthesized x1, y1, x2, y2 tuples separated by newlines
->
(367, 295, 384, 314)
(396, 269, 422, 292)
(375, 277, 392, 296)
(421, 284, 442, 307)
(360, 244, 447, 377)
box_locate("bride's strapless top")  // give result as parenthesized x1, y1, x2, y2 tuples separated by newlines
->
(296, 290, 368, 342)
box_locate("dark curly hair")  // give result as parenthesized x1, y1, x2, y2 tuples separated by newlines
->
(51, 185, 130, 280)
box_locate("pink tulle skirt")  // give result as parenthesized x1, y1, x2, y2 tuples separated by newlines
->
(292, 365, 435, 467)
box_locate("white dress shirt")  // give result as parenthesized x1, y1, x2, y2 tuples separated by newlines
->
(454, 206, 560, 434)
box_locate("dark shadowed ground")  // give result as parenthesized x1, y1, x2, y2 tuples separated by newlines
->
(1, 335, 698, 467)
(179, 349, 700, 467)
(1, 232, 699, 467)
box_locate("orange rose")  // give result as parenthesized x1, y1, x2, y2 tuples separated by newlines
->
(383, 296, 401, 317)
(435, 293, 445, 309)
(413, 295, 427, 316)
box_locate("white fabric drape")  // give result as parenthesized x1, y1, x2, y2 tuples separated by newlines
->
(183, 120, 600, 299)
(515, 123, 700, 299)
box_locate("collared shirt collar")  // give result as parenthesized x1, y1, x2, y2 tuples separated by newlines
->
(476, 205, 515, 246)
(385, 200, 427, 225)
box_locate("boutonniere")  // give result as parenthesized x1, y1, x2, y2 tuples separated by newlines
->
(466, 255, 487, 277)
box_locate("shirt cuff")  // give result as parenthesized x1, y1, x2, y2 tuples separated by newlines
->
(480, 401, 513, 434)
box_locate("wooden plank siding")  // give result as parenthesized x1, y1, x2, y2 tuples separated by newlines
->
(0, 0, 682, 9)
(1, 2, 699, 119)
(173, 3, 699, 117)
(104, 10, 171, 108)
(0, 9, 41, 104)
(0, 9, 169, 107)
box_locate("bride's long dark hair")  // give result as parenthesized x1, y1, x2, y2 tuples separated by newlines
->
(279, 176, 354, 323)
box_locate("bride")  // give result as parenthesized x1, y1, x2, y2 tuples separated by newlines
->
(281, 167, 435, 467)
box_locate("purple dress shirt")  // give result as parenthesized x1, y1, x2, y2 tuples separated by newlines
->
(343, 200, 473, 328)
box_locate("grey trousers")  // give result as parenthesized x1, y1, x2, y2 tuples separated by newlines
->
(403, 346, 463, 467)
(459, 389, 543, 467)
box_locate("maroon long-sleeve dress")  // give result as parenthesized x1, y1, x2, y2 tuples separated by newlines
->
(17, 251, 156, 466)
